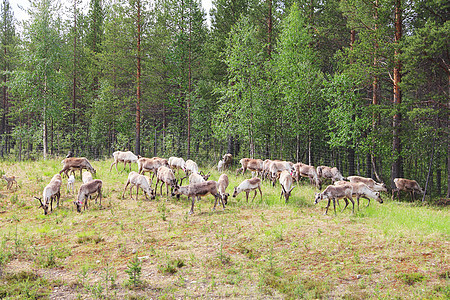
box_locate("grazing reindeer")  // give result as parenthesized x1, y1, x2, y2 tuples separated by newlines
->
(185, 159, 199, 175)
(35, 174, 62, 215)
(138, 156, 167, 180)
(155, 166, 178, 197)
(2, 175, 18, 190)
(314, 184, 354, 215)
(217, 174, 230, 204)
(334, 181, 383, 211)
(316, 166, 345, 183)
(347, 176, 387, 192)
(392, 178, 424, 201)
(293, 162, 321, 189)
(233, 177, 262, 202)
(122, 171, 155, 201)
(173, 180, 223, 214)
(74, 179, 103, 212)
(60, 157, 96, 178)
(169, 157, 186, 175)
(238, 158, 264, 176)
(279, 170, 295, 203)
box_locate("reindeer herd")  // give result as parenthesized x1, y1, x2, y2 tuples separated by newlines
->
(30, 151, 425, 216)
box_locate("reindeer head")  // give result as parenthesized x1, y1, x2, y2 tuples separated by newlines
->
(314, 193, 323, 205)
(73, 200, 83, 213)
(222, 193, 229, 204)
(232, 187, 238, 198)
(281, 185, 295, 203)
(374, 192, 383, 204)
(35, 197, 49, 215)
(200, 171, 211, 181)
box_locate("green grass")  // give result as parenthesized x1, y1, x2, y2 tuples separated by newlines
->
(0, 157, 448, 299)
(358, 201, 449, 237)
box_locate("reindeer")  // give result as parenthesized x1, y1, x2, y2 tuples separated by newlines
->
(172, 181, 223, 214)
(155, 166, 177, 197)
(316, 165, 345, 183)
(334, 181, 383, 211)
(2, 175, 18, 190)
(314, 184, 354, 215)
(269, 160, 294, 186)
(35, 174, 62, 215)
(392, 178, 424, 201)
(293, 162, 321, 189)
(279, 170, 295, 203)
(222, 153, 233, 170)
(122, 171, 155, 201)
(217, 174, 230, 204)
(233, 177, 262, 202)
(137, 157, 168, 180)
(347, 176, 387, 192)
(110, 151, 138, 172)
(74, 179, 103, 212)
(238, 158, 264, 176)
(60, 157, 96, 178)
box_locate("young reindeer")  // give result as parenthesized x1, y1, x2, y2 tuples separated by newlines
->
(35, 174, 62, 215)
(155, 166, 178, 197)
(67, 174, 75, 194)
(279, 170, 295, 203)
(233, 177, 262, 202)
(2, 175, 18, 190)
(172, 180, 223, 214)
(122, 171, 155, 201)
(334, 181, 383, 211)
(217, 174, 229, 204)
(314, 184, 354, 215)
(74, 179, 103, 212)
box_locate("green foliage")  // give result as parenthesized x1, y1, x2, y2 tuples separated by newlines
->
(125, 254, 142, 287)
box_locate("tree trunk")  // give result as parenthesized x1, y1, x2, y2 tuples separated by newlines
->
(135, 0, 141, 156)
(187, 6, 192, 159)
(267, 0, 272, 57)
(72, 0, 77, 151)
(391, 0, 403, 186)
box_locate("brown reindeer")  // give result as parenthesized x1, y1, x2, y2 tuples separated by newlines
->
(392, 178, 423, 201)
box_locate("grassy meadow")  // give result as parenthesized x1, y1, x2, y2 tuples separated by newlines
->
(0, 158, 448, 299)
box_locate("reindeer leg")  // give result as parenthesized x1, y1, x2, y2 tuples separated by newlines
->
(341, 198, 349, 212)
(189, 196, 195, 215)
(245, 191, 249, 202)
(135, 184, 140, 201)
(333, 198, 337, 216)
(130, 185, 135, 199)
(251, 190, 257, 202)
(98, 187, 102, 207)
(122, 181, 130, 199)
(324, 198, 330, 215)
(259, 187, 263, 201)
(348, 197, 355, 214)
(365, 196, 371, 208)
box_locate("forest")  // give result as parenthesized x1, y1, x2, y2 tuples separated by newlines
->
(0, 0, 448, 198)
